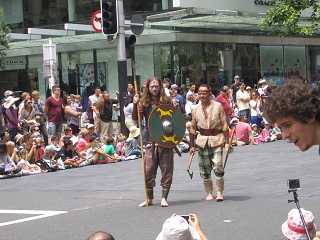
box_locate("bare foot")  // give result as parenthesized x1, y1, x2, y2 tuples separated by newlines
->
(216, 192, 224, 202)
(205, 193, 214, 201)
(161, 198, 168, 207)
(139, 199, 153, 207)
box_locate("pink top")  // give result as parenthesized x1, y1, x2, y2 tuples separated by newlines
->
(235, 122, 252, 145)
(260, 129, 271, 142)
(76, 138, 87, 152)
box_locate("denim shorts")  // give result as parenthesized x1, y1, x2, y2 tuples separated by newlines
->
(48, 122, 63, 136)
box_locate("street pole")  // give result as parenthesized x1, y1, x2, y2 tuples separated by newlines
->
(117, 0, 129, 137)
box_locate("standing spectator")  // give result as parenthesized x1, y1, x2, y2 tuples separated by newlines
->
(185, 94, 197, 120)
(257, 78, 269, 96)
(3, 96, 20, 142)
(95, 91, 119, 138)
(132, 76, 175, 207)
(162, 78, 171, 97)
(230, 75, 241, 103)
(123, 95, 136, 131)
(172, 88, 185, 114)
(44, 85, 63, 139)
(63, 95, 82, 136)
(19, 99, 36, 134)
(127, 83, 134, 95)
(89, 86, 102, 131)
(31, 90, 48, 145)
(215, 86, 232, 125)
(186, 82, 196, 103)
(18, 91, 31, 116)
(235, 115, 256, 145)
(236, 82, 251, 123)
(249, 90, 262, 129)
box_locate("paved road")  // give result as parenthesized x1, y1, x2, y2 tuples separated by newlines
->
(1, 140, 319, 240)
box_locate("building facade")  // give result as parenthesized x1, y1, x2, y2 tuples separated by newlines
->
(1, 0, 320, 102)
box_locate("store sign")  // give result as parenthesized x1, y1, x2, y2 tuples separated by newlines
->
(254, 0, 273, 6)
(4, 59, 25, 65)
(205, 44, 233, 52)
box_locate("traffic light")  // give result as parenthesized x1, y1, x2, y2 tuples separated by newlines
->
(125, 35, 136, 59)
(101, 0, 118, 35)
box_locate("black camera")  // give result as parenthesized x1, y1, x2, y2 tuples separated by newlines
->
(288, 179, 300, 192)
(36, 144, 41, 149)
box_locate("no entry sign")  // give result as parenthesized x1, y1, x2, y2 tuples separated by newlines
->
(91, 10, 102, 33)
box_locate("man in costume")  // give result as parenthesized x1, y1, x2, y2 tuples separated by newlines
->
(264, 79, 320, 154)
(132, 76, 173, 207)
(189, 84, 229, 201)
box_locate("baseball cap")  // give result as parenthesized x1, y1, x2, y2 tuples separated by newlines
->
(234, 75, 240, 79)
(220, 86, 228, 92)
(86, 124, 94, 129)
(4, 90, 14, 97)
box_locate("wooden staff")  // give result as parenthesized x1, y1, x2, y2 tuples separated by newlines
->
(132, 61, 148, 206)
(223, 129, 235, 170)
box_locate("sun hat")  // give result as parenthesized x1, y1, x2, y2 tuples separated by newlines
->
(14, 133, 24, 143)
(230, 117, 239, 124)
(156, 216, 201, 240)
(246, 86, 252, 90)
(252, 124, 258, 128)
(258, 79, 267, 84)
(3, 96, 20, 108)
(79, 129, 89, 136)
(86, 124, 94, 129)
(129, 126, 140, 138)
(281, 208, 316, 240)
(4, 90, 14, 97)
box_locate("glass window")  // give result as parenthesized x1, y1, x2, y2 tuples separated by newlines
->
(260, 45, 284, 86)
(307, 46, 320, 83)
(284, 46, 306, 82)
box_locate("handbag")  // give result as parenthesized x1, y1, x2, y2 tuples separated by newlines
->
(256, 107, 263, 119)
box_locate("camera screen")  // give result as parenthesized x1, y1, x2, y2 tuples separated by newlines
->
(288, 179, 300, 191)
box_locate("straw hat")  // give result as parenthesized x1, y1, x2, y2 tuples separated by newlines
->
(129, 126, 140, 138)
(79, 129, 89, 136)
(14, 133, 24, 143)
(3, 96, 20, 108)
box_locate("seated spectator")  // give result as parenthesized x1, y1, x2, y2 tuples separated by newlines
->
(87, 123, 100, 139)
(87, 231, 115, 240)
(102, 136, 123, 162)
(228, 123, 244, 146)
(156, 214, 207, 240)
(17, 148, 42, 175)
(185, 94, 197, 120)
(77, 129, 90, 157)
(251, 124, 261, 145)
(271, 123, 283, 140)
(115, 134, 126, 159)
(60, 126, 74, 145)
(86, 136, 115, 164)
(6, 141, 19, 164)
(30, 125, 41, 136)
(34, 137, 45, 162)
(0, 130, 9, 143)
(281, 208, 319, 240)
(179, 122, 191, 153)
(19, 133, 36, 164)
(50, 136, 61, 152)
(14, 133, 24, 148)
(41, 145, 62, 170)
(260, 122, 277, 142)
(0, 142, 22, 178)
(234, 115, 256, 145)
(59, 139, 84, 167)
(125, 126, 142, 159)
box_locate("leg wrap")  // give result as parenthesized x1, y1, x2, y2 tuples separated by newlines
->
(216, 179, 224, 194)
(204, 180, 213, 194)
(162, 188, 170, 199)
(146, 188, 154, 200)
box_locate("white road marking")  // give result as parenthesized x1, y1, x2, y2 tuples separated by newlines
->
(0, 210, 67, 227)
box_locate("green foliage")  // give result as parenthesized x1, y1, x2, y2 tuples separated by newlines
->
(259, 0, 320, 37)
(0, 8, 10, 69)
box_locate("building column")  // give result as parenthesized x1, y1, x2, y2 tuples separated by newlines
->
(68, 0, 76, 21)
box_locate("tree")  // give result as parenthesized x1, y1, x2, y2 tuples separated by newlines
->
(260, 0, 320, 37)
(0, 8, 10, 69)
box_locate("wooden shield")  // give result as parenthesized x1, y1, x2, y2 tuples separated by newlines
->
(148, 104, 186, 148)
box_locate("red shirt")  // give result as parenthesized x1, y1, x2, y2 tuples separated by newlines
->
(215, 94, 232, 115)
(45, 96, 63, 124)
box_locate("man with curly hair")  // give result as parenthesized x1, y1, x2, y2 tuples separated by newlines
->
(133, 76, 173, 207)
(263, 80, 320, 153)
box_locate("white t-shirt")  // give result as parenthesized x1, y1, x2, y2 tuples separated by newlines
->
(89, 94, 99, 118)
(124, 103, 134, 123)
(236, 90, 250, 111)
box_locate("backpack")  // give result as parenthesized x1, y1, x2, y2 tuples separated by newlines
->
(35, 158, 58, 172)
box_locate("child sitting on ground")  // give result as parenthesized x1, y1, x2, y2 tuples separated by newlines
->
(260, 122, 277, 142)
(18, 148, 42, 175)
(102, 136, 123, 162)
(251, 124, 261, 144)
(86, 136, 115, 164)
